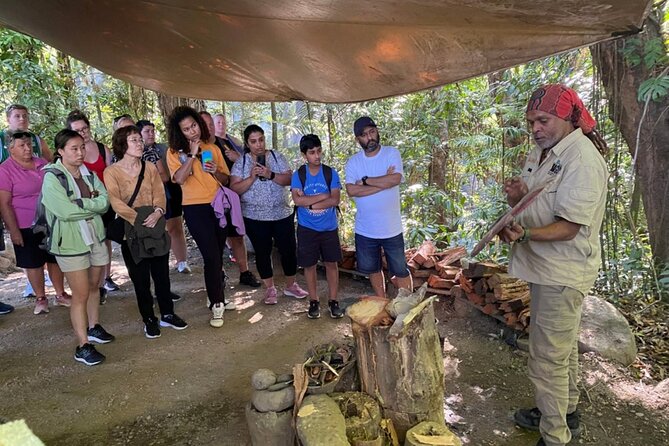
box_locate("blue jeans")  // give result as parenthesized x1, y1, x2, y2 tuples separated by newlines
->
(355, 233, 409, 278)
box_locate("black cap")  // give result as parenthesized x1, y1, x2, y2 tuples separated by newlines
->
(353, 116, 377, 136)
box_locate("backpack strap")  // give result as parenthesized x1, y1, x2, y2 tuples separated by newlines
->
(96, 142, 106, 166)
(297, 165, 307, 190)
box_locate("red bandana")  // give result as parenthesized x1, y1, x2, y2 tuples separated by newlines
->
(526, 84, 597, 134)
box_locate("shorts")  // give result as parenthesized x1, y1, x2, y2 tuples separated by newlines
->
(164, 182, 183, 219)
(355, 232, 410, 278)
(297, 225, 342, 268)
(14, 228, 57, 268)
(55, 232, 109, 273)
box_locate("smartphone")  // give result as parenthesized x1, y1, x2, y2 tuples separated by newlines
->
(256, 154, 266, 166)
(201, 150, 213, 168)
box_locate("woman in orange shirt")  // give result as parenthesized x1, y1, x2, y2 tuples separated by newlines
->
(165, 106, 231, 328)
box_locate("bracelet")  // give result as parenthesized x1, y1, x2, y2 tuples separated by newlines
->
(154, 207, 165, 215)
(518, 227, 531, 243)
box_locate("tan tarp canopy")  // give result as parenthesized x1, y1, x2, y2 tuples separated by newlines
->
(0, 1, 652, 103)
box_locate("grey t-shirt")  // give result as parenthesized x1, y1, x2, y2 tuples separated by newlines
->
(231, 151, 293, 221)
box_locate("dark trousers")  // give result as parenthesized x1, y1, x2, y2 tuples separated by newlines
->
(121, 243, 174, 322)
(244, 214, 297, 280)
(183, 204, 227, 307)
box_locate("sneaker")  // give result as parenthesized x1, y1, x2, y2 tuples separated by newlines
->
(0, 301, 15, 315)
(264, 286, 278, 305)
(536, 439, 545, 446)
(144, 318, 161, 339)
(55, 292, 72, 307)
(103, 277, 120, 292)
(23, 281, 35, 298)
(328, 300, 344, 319)
(514, 407, 581, 437)
(239, 270, 261, 288)
(160, 313, 188, 330)
(210, 303, 224, 327)
(223, 300, 237, 310)
(99, 287, 107, 305)
(33, 297, 49, 315)
(74, 343, 105, 366)
(284, 283, 309, 299)
(87, 324, 115, 344)
(177, 261, 191, 274)
(170, 292, 182, 302)
(307, 300, 320, 319)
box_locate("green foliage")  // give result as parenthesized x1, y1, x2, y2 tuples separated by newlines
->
(638, 75, 669, 101)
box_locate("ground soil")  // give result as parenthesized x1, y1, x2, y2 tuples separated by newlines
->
(1, 247, 668, 446)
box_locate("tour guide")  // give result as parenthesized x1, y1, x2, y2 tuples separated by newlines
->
(499, 84, 608, 446)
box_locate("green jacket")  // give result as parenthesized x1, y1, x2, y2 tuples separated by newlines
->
(42, 161, 109, 256)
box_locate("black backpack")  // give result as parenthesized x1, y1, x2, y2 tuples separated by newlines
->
(296, 164, 340, 215)
(32, 168, 73, 250)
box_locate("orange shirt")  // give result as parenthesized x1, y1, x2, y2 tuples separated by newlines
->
(166, 142, 229, 206)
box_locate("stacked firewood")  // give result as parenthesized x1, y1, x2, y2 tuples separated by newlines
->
(339, 247, 357, 270)
(405, 241, 468, 296)
(450, 261, 531, 331)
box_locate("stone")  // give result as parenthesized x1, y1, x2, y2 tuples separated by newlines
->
(252, 368, 277, 390)
(579, 295, 637, 365)
(404, 421, 461, 446)
(252, 387, 295, 413)
(331, 392, 382, 444)
(297, 395, 350, 446)
(245, 403, 295, 446)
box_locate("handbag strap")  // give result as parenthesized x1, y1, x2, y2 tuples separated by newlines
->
(127, 161, 146, 207)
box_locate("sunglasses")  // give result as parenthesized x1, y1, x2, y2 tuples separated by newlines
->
(9, 131, 33, 141)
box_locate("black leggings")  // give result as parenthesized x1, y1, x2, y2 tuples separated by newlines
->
(244, 214, 297, 280)
(183, 204, 227, 307)
(120, 243, 174, 322)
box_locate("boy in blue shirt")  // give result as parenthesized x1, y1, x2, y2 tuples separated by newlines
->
(291, 134, 344, 319)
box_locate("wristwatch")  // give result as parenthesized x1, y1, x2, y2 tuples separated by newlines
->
(308, 204, 313, 210)
(270, 172, 276, 180)
(186, 153, 196, 158)
(518, 227, 531, 243)
(361, 176, 368, 186)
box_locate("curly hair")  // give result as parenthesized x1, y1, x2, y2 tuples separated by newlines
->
(167, 106, 210, 153)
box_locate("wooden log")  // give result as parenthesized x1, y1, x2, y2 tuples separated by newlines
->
(434, 246, 467, 271)
(450, 285, 465, 300)
(466, 292, 485, 306)
(485, 273, 519, 289)
(352, 300, 444, 442)
(493, 283, 529, 300)
(410, 268, 438, 278)
(346, 297, 392, 329)
(462, 261, 505, 279)
(427, 275, 454, 289)
(409, 240, 436, 266)
(482, 303, 500, 315)
(458, 275, 474, 293)
(425, 287, 451, 296)
(504, 313, 518, 326)
(498, 291, 531, 312)
(422, 256, 437, 269)
(474, 279, 489, 295)
(438, 266, 460, 279)
(407, 259, 421, 271)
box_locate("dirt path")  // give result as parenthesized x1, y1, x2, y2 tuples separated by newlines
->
(1, 248, 668, 445)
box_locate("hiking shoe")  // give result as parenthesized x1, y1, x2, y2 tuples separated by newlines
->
(160, 314, 188, 330)
(284, 283, 308, 299)
(23, 281, 35, 298)
(223, 300, 237, 310)
(144, 318, 161, 339)
(514, 407, 581, 437)
(55, 292, 72, 307)
(170, 292, 182, 302)
(87, 324, 115, 344)
(328, 300, 344, 319)
(99, 287, 107, 305)
(103, 277, 120, 291)
(264, 286, 278, 305)
(74, 343, 105, 366)
(0, 301, 15, 315)
(210, 303, 224, 327)
(177, 261, 191, 274)
(239, 270, 261, 288)
(308, 300, 320, 319)
(34, 297, 49, 315)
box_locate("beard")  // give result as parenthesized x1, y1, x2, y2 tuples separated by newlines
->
(362, 138, 379, 152)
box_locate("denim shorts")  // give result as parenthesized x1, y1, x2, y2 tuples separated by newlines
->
(354, 232, 410, 278)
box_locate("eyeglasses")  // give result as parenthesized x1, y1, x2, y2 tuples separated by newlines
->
(127, 137, 144, 145)
(73, 125, 90, 134)
(8, 131, 33, 141)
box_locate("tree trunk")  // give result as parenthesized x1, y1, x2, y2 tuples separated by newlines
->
(156, 93, 205, 129)
(591, 14, 669, 264)
(56, 52, 78, 110)
(351, 301, 445, 442)
(270, 102, 278, 150)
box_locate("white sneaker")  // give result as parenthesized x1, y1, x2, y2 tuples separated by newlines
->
(224, 301, 237, 310)
(177, 261, 191, 274)
(210, 303, 224, 328)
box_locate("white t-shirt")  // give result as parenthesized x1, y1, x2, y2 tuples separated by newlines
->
(344, 146, 404, 239)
